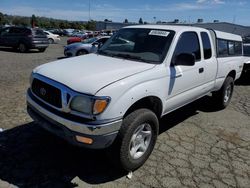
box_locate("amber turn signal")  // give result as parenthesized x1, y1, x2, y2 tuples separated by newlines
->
(93, 99, 108, 114)
(76, 135, 93, 144)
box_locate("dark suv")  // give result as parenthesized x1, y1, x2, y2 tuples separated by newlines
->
(0, 26, 49, 52)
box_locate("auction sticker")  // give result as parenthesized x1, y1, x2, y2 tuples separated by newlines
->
(149, 30, 170, 37)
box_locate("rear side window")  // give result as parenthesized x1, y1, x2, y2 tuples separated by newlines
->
(201, 32, 212, 59)
(9, 27, 22, 34)
(173, 32, 201, 62)
(228, 41, 235, 55)
(217, 39, 242, 57)
(235, 42, 242, 55)
(243, 45, 250, 56)
(218, 39, 228, 56)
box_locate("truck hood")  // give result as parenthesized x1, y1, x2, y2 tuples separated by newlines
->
(34, 54, 155, 95)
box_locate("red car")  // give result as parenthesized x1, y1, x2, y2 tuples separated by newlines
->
(67, 37, 82, 45)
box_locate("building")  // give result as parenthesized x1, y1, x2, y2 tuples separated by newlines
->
(95, 21, 135, 31)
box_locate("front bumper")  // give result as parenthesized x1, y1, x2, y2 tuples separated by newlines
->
(27, 91, 122, 149)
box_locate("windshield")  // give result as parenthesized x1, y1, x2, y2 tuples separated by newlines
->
(98, 28, 175, 64)
(243, 45, 250, 56)
(82, 37, 97, 44)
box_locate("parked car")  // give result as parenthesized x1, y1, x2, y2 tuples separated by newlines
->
(67, 37, 82, 45)
(63, 29, 74, 37)
(0, 26, 49, 52)
(71, 31, 87, 38)
(64, 36, 110, 57)
(43, 30, 60, 44)
(49, 29, 65, 36)
(27, 25, 244, 171)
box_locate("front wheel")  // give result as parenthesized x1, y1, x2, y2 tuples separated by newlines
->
(212, 76, 234, 109)
(76, 50, 88, 56)
(118, 109, 159, 171)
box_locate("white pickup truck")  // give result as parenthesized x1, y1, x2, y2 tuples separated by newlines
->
(27, 25, 244, 171)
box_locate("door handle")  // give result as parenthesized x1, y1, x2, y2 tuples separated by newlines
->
(174, 74, 182, 78)
(199, 68, 204, 73)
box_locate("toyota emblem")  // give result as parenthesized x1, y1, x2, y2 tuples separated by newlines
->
(40, 87, 46, 96)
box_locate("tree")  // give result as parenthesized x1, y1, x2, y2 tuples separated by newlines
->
(124, 19, 128, 23)
(85, 20, 96, 30)
(139, 18, 143, 24)
(31, 14, 37, 28)
(0, 12, 3, 25)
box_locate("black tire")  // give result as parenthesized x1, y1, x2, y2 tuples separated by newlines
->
(76, 50, 88, 56)
(117, 108, 159, 171)
(212, 76, 234, 109)
(18, 43, 27, 53)
(48, 38, 54, 44)
(38, 48, 46, 52)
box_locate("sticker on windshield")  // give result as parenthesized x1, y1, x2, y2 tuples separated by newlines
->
(149, 30, 170, 37)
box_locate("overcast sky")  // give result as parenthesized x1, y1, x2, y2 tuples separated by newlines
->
(1, 0, 250, 26)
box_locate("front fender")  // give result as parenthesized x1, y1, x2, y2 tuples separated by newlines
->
(95, 71, 168, 120)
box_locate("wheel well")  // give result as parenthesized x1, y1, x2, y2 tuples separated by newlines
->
(124, 96, 163, 119)
(77, 49, 88, 54)
(227, 70, 236, 80)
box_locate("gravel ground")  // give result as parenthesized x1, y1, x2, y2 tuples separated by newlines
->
(0, 38, 249, 188)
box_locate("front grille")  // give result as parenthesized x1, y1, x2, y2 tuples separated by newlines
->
(31, 78, 62, 108)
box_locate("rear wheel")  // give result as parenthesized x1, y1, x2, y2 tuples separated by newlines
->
(38, 48, 46, 52)
(48, 38, 54, 44)
(19, 43, 27, 53)
(76, 50, 88, 56)
(117, 108, 159, 171)
(212, 76, 234, 109)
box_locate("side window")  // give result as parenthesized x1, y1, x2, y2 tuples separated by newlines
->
(218, 39, 228, 56)
(97, 38, 108, 44)
(9, 28, 21, 34)
(234, 41, 242, 55)
(201, 32, 212, 59)
(228, 41, 235, 55)
(173, 32, 201, 64)
(0, 28, 10, 36)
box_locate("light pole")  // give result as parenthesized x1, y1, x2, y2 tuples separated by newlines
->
(88, 0, 91, 21)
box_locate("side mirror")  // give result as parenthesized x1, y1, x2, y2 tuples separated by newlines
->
(174, 53, 195, 66)
(92, 42, 99, 46)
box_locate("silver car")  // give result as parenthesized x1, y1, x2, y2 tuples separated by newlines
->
(64, 36, 110, 57)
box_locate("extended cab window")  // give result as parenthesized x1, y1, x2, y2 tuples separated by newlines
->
(201, 32, 212, 59)
(172, 32, 201, 64)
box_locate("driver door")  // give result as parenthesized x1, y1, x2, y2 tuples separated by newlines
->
(165, 31, 206, 112)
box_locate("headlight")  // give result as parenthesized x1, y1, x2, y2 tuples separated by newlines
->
(70, 95, 110, 115)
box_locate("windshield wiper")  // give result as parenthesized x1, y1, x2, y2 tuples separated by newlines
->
(115, 53, 150, 63)
(98, 50, 114, 57)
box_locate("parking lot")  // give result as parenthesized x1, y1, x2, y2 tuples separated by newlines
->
(0, 38, 250, 188)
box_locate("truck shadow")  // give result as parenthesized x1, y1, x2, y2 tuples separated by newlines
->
(0, 47, 41, 53)
(0, 96, 219, 187)
(235, 73, 250, 86)
(0, 123, 126, 187)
